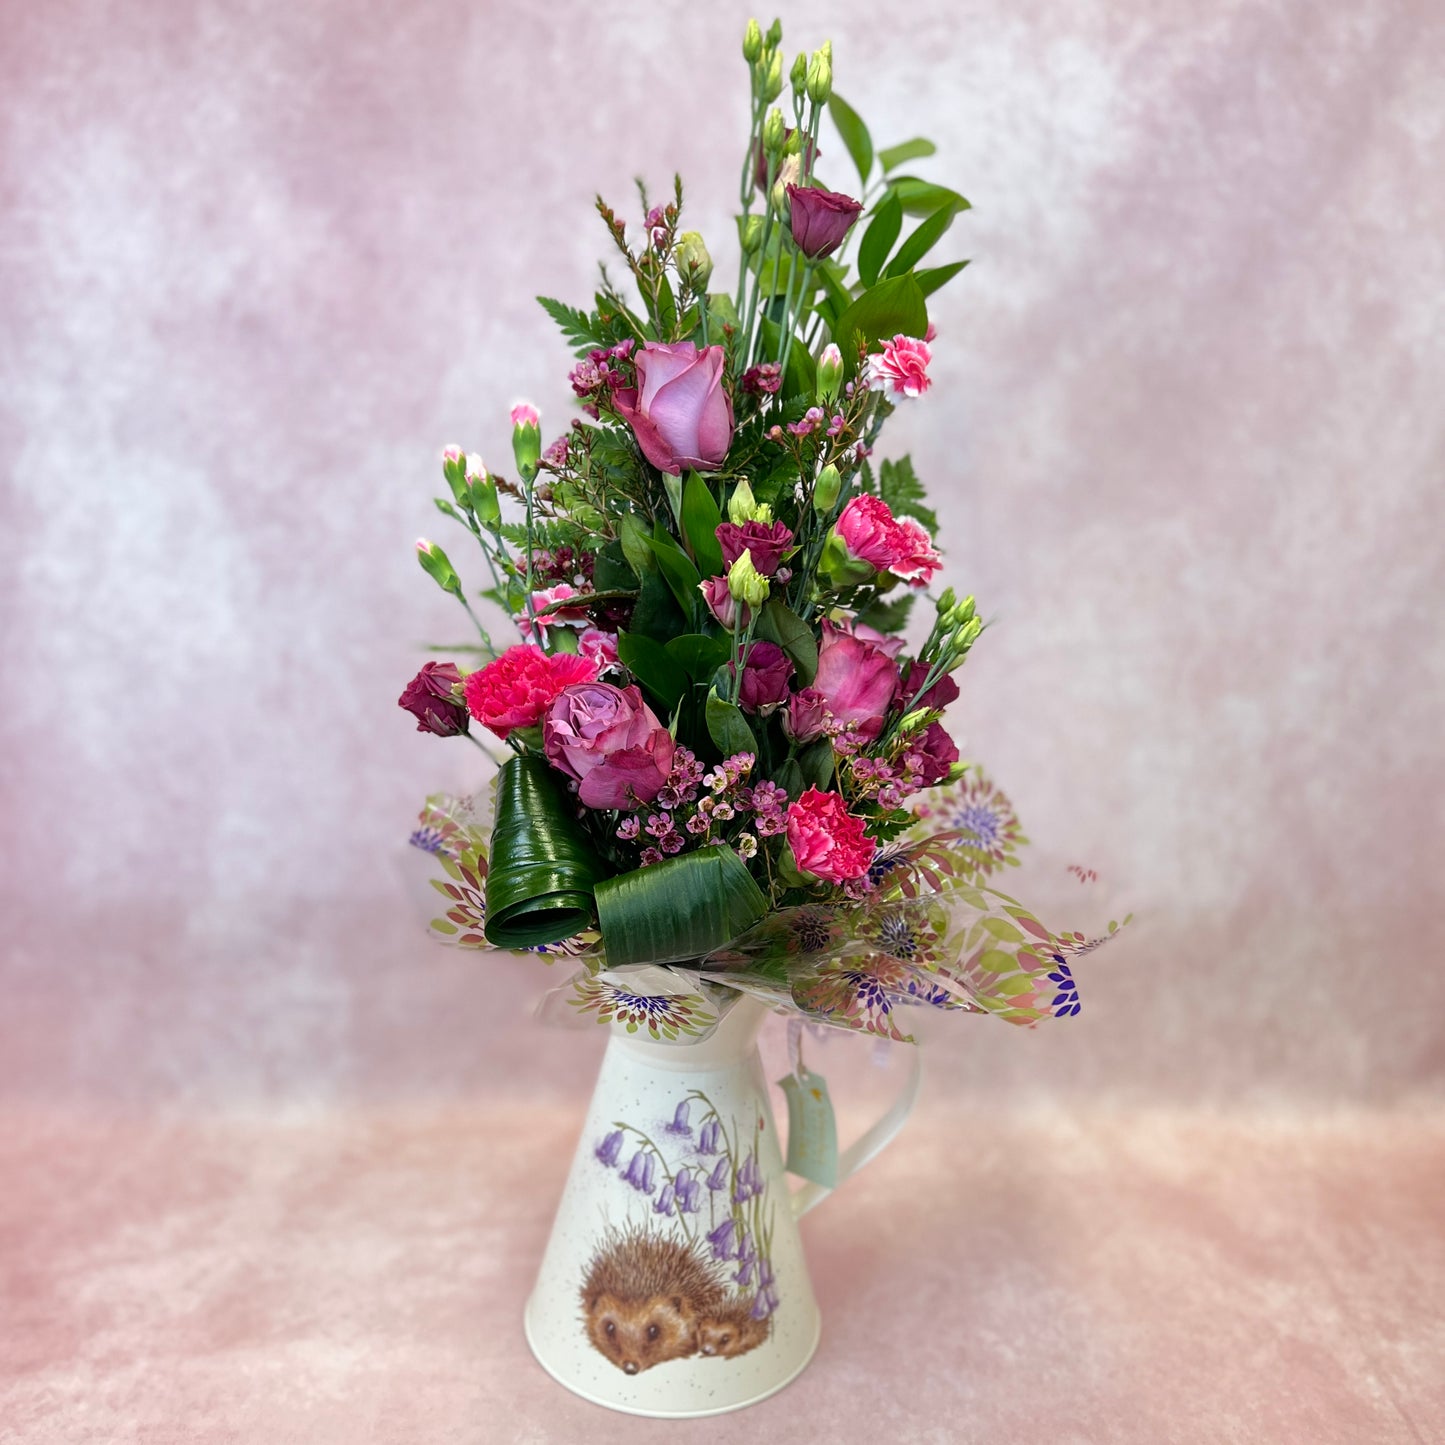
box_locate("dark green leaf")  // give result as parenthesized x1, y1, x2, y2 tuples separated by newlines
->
(706, 688, 757, 757)
(916, 260, 971, 297)
(816, 263, 854, 321)
(855, 591, 916, 634)
(878, 138, 937, 172)
(618, 631, 685, 711)
(593, 540, 638, 593)
(484, 756, 608, 948)
(667, 633, 731, 680)
(828, 93, 874, 188)
(619, 514, 656, 579)
(772, 759, 805, 800)
(858, 193, 903, 288)
(754, 599, 818, 686)
(681, 472, 724, 578)
(594, 844, 769, 966)
(830, 274, 929, 376)
(885, 202, 960, 280)
(630, 568, 686, 641)
(650, 526, 703, 618)
(537, 296, 604, 356)
(706, 293, 742, 333)
(797, 739, 837, 791)
(885, 178, 971, 216)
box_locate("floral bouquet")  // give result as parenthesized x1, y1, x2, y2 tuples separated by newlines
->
(399, 19, 1128, 1045)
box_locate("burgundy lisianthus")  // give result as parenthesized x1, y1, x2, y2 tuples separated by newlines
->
(715, 519, 794, 577)
(543, 681, 675, 810)
(783, 687, 828, 744)
(786, 787, 877, 884)
(753, 130, 817, 190)
(902, 721, 959, 788)
(900, 659, 960, 714)
(813, 619, 900, 742)
(731, 640, 794, 716)
(464, 645, 598, 740)
(398, 661, 469, 737)
(785, 184, 863, 260)
(612, 341, 735, 475)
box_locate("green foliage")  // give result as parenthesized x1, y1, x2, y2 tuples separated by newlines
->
(878, 138, 937, 172)
(706, 688, 757, 756)
(797, 739, 837, 791)
(618, 631, 685, 711)
(649, 526, 703, 620)
(858, 193, 903, 288)
(885, 201, 960, 280)
(855, 591, 916, 634)
(878, 456, 938, 533)
(667, 633, 731, 680)
(755, 599, 818, 686)
(830, 273, 929, 376)
(593, 540, 637, 592)
(827, 93, 874, 187)
(681, 472, 724, 578)
(916, 260, 970, 297)
(885, 178, 971, 216)
(537, 296, 606, 356)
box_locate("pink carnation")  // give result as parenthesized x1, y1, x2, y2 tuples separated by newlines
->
(786, 787, 877, 884)
(578, 628, 619, 666)
(833, 495, 943, 591)
(865, 334, 932, 398)
(888, 516, 943, 588)
(463, 645, 598, 740)
(510, 402, 540, 428)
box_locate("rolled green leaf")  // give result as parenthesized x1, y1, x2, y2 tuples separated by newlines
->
(595, 845, 770, 967)
(484, 755, 608, 948)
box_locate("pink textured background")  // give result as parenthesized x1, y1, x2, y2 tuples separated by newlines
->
(2, 1, 1442, 1440)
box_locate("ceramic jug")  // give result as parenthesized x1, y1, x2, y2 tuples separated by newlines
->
(523, 993, 922, 1418)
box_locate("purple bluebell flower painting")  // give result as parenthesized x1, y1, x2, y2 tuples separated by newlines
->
(653, 1181, 676, 1216)
(705, 1155, 730, 1191)
(733, 1152, 764, 1203)
(751, 1284, 780, 1319)
(594, 1129, 624, 1167)
(697, 1119, 722, 1154)
(664, 1100, 692, 1135)
(735, 1258, 754, 1288)
(707, 1216, 739, 1260)
(622, 1149, 657, 1194)
(674, 1169, 703, 1214)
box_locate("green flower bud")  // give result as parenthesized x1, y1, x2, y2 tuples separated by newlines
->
(470, 475, 501, 526)
(937, 586, 957, 614)
(761, 50, 783, 102)
(675, 230, 713, 287)
(789, 52, 808, 95)
(806, 48, 832, 105)
(510, 402, 541, 482)
(816, 342, 844, 404)
(763, 106, 786, 156)
(742, 18, 762, 62)
(895, 707, 933, 737)
(739, 214, 765, 255)
(415, 539, 462, 598)
(728, 478, 770, 524)
(727, 549, 771, 609)
(812, 463, 841, 513)
(766, 17, 783, 47)
(819, 532, 876, 589)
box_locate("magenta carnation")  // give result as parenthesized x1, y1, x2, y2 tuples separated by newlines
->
(463, 645, 598, 740)
(832, 495, 943, 591)
(543, 681, 675, 810)
(786, 787, 877, 883)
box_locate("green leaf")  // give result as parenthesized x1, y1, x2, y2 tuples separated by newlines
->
(537, 296, 604, 356)
(885, 178, 971, 216)
(484, 756, 609, 948)
(630, 569, 686, 641)
(618, 631, 685, 711)
(878, 138, 937, 172)
(797, 739, 837, 791)
(667, 633, 730, 680)
(830, 273, 929, 376)
(916, 260, 971, 297)
(815, 263, 853, 326)
(681, 471, 724, 578)
(754, 599, 818, 686)
(706, 293, 742, 333)
(649, 526, 703, 618)
(594, 844, 769, 966)
(706, 688, 757, 757)
(828, 94, 874, 188)
(772, 758, 804, 800)
(878, 456, 938, 532)
(593, 540, 637, 593)
(885, 202, 960, 280)
(619, 514, 656, 578)
(855, 591, 915, 634)
(858, 193, 903, 289)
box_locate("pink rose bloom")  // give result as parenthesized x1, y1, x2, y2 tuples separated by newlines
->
(813, 619, 900, 742)
(865, 334, 932, 398)
(783, 687, 828, 744)
(716, 519, 794, 576)
(902, 720, 959, 788)
(786, 787, 877, 884)
(888, 516, 943, 589)
(698, 574, 748, 629)
(833, 615, 907, 659)
(834, 495, 899, 570)
(463, 645, 598, 740)
(901, 659, 960, 713)
(544, 682, 676, 810)
(613, 341, 735, 475)
(578, 628, 620, 667)
(731, 640, 794, 715)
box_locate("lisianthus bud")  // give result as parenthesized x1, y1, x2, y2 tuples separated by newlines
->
(789, 52, 808, 95)
(739, 214, 765, 255)
(806, 47, 832, 104)
(817, 343, 844, 404)
(743, 17, 762, 61)
(763, 107, 786, 156)
(937, 586, 957, 614)
(510, 402, 542, 481)
(813, 463, 841, 513)
(766, 17, 783, 47)
(761, 50, 783, 101)
(416, 539, 462, 598)
(675, 230, 713, 287)
(727, 550, 771, 609)
(728, 478, 772, 524)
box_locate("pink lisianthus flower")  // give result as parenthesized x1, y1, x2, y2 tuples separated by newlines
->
(786, 787, 877, 884)
(518, 582, 591, 639)
(543, 681, 675, 810)
(812, 619, 900, 743)
(901, 720, 959, 789)
(463, 645, 598, 740)
(577, 628, 620, 667)
(612, 341, 735, 475)
(715, 519, 794, 576)
(865, 334, 932, 398)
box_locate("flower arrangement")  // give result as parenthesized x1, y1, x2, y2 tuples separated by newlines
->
(401, 20, 1128, 1043)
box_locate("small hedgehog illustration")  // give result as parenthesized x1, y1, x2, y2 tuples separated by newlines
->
(696, 1298, 771, 1359)
(580, 1226, 729, 1375)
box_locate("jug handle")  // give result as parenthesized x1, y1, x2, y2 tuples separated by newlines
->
(789, 1045, 923, 1219)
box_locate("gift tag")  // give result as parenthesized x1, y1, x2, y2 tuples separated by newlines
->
(778, 1067, 839, 1189)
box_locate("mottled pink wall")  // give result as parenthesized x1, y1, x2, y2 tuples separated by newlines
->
(1, 0, 1441, 1109)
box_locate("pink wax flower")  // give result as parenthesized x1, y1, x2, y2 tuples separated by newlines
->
(543, 681, 675, 809)
(887, 516, 943, 588)
(834, 495, 901, 570)
(699, 574, 748, 629)
(612, 341, 735, 475)
(901, 659, 960, 713)
(463, 645, 598, 740)
(397, 661, 469, 737)
(715, 519, 794, 577)
(813, 619, 900, 742)
(741, 363, 782, 396)
(786, 787, 877, 883)
(902, 720, 959, 788)
(785, 184, 864, 260)
(783, 686, 828, 744)
(865, 334, 932, 398)
(577, 628, 620, 667)
(731, 640, 794, 715)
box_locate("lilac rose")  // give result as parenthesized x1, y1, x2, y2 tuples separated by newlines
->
(613, 341, 735, 475)
(543, 681, 675, 809)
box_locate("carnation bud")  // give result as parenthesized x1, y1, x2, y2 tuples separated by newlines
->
(812, 463, 841, 513)
(675, 230, 713, 287)
(739, 214, 765, 255)
(442, 456, 470, 507)
(727, 550, 771, 609)
(415, 538, 463, 598)
(816, 343, 844, 404)
(819, 531, 876, 589)
(761, 50, 783, 102)
(742, 17, 762, 62)
(728, 478, 772, 524)
(510, 401, 542, 482)
(806, 47, 832, 104)
(766, 18, 783, 48)
(470, 475, 501, 526)
(763, 107, 786, 156)
(789, 52, 808, 95)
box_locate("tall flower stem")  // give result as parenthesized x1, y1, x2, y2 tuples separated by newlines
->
(776, 257, 815, 379)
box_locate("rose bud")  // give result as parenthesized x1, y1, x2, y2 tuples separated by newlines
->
(699, 574, 748, 629)
(543, 681, 676, 810)
(398, 661, 469, 737)
(731, 640, 794, 715)
(785, 185, 863, 260)
(784, 686, 828, 744)
(716, 518, 794, 576)
(612, 340, 735, 476)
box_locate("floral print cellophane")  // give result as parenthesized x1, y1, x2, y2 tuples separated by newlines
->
(408, 767, 1130, 1044)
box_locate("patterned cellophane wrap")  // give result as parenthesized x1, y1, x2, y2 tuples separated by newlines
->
(407, 767, 1131, 1045)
